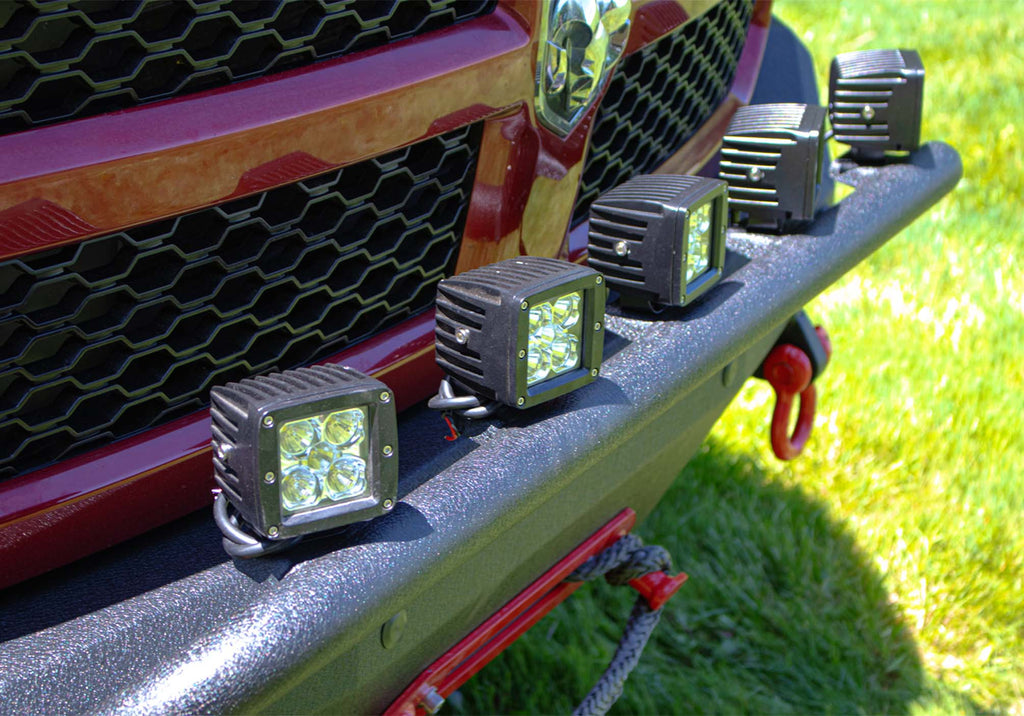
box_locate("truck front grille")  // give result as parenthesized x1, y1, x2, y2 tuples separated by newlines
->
(0, 0, 495, 136)
(0, 123, 482, 480)
(572, 0, 753, 225)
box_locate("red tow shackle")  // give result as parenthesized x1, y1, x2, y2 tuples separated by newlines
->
(762, 345, 816, 460)
(761, 322, 832, 461)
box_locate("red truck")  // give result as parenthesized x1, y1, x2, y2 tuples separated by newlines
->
(0, 1, 959, 712)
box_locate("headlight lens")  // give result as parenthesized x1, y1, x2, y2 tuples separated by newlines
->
(686, 203, 713, 284)
(527, 290, 583, 385)
(279, 408, 370, 515)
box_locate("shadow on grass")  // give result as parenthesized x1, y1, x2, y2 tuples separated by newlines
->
(450, 439, 934, 715)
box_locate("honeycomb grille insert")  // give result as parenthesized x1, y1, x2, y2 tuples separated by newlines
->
(572, 0, 753, 226)
(0, 0, 495, 136)
(0, 123, 482, 480)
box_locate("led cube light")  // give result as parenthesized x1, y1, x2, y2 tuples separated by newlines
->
(829, 49, 924, 155)
(434, 256, 607, 410)
(719, 103, 827, 230)
(211, 364, 397, 541)
(587, 175, 728, 309)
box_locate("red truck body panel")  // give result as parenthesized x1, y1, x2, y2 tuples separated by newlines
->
(0, 0, 771, 588)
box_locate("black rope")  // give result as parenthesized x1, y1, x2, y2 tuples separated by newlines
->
(566, 534, 676, 716)
(427, 377, 501, 420)
(213, 492, 300, 559)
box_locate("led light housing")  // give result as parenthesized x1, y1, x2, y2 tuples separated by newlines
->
(719, 103, 827, 230)
(211, 365, 397, 540)
(435, 256, 607, 409)
(587, 175, 728, 309)
(829, 49, 924, 155)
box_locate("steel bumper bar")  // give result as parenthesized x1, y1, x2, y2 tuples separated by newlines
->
(0, 142, 962, 715)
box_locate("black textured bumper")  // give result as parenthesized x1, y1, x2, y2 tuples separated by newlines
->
(0, 142, 961, 714)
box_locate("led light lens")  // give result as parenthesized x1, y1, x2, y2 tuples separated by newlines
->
(529, 303, 556, 347)
(324, 454, 367, 501)
(685, 203, 713, 284)
(549, 331, 580, 374)
(323, 408, 364, 448)
(693, 202, 712, 235)
(280, 465, 321, 512)
(278, 407, 370, 514)
(527, 290, 584, 386)
(305, 441, 339, 474)
(279, 419, 317, 457)
(551, 293, 581, 329)
(527, 344, 552, 385)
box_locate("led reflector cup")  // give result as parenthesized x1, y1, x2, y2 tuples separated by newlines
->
(210, 365, 398, 540)
(324, 454, 367, 501)
(587, 175, 728, 309)
(435, 256, 607, 409)
(281, 465, 320, 512)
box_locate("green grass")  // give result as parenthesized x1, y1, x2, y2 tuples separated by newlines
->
(452, 1, 1024, 713)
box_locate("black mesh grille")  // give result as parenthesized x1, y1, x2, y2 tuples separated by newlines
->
(0, 0, 495, 136)
(572, 0, 753, 225)
(0, 123, 482, 480)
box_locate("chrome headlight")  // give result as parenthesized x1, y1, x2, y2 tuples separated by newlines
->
(535, 0, 631, 135)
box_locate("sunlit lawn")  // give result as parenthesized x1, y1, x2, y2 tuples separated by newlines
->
(454, 1, 1023, 713)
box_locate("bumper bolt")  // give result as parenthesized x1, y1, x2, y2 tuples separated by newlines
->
(420, 687, 445, 714)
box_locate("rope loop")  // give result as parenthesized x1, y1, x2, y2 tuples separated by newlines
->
(566, 534, 680, 716)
